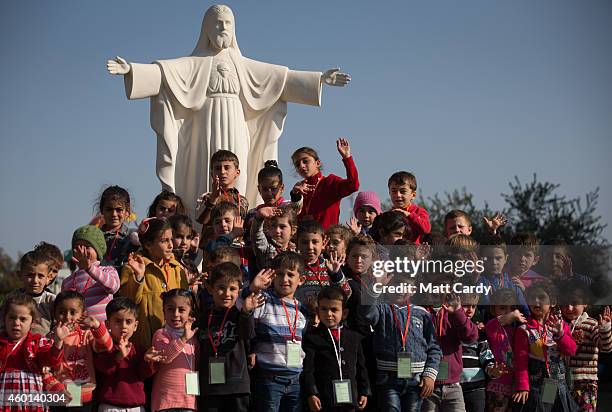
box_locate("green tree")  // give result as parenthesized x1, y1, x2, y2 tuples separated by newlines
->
(502, 174, 607, 247)
(0, 248, 21, 299)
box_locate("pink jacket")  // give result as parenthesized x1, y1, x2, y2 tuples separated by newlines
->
(485, 318, 515, 395)
(513, 317, 576, 391)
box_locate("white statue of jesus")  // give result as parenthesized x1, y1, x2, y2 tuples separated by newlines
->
(107, 4, 350, 216)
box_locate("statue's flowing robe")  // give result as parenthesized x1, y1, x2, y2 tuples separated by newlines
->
(124, 49, 321, 219)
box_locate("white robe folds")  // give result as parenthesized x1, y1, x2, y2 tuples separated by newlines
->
(123, 48, 322, 219)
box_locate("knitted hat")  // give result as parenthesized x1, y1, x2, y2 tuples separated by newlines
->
(72, 225, 107, 259)
(353, 191, 382, 215)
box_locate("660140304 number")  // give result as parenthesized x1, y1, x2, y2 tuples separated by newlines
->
(0, 392, 68, 406)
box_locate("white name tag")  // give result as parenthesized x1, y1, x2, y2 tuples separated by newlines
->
(286, 341, 301, 368)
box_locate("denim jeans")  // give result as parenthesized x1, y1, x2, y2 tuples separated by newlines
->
(377, 378, 423, 412)
(254, 375, 301, 412)
(420, 383, 466, 412)
(462, 386, 486, 412)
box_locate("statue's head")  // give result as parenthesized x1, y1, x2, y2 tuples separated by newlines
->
(204, 5, 236, 51)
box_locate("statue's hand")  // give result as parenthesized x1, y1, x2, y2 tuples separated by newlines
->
(321, 68, 351, 87)
(107, 56, 131, 75)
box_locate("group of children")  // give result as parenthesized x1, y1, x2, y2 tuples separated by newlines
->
(1, 138, 610, 412)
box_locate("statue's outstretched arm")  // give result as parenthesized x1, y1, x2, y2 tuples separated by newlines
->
(107, 56, 131, 75)
(321, 68, 351, 87)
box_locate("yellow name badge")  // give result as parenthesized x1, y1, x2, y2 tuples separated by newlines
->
(437, 360, 449, 381)
(332, 379, 353, 404)
(542, 378, 558, 404)
(66, 382, 82, 407)
(185, 372, 200, 395)
(286, 341, 301, 368)
(397, 353, 412, 378)
(209, 357, 226, 385)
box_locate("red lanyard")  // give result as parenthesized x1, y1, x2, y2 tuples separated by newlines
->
(73, 275, 93, 297)
(436, 307, 446, 338)
(281, 298, 299, 342)
(208, 307, 231, 357)
(105, 229, 120, 261)
(390, 305, 412, 350)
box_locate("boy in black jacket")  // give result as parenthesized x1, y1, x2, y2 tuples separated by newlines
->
(196, 262, 264, 412)
(302, 286, 371, 411)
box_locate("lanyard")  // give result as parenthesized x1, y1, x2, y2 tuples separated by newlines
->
(208, 307, 231, 357)
(182, 344, 194, 371)
(7, 336, 26, 357)
(390, 305, 412, 351)
(73, 273, 93, 297)
(105, 229, 120, 261)
(281, 298, 299, 342)
(436, 307, 446, 338)
(327, 327, 343, 380)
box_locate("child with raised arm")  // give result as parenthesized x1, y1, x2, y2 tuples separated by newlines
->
(325, 225, 354, 260)
(460, 294, 495, 412)
(302, 286, 371, 412)
(62, 225, 120, 322)
(119, 218, 188, 348)
(94, 297, 156, 412)
(0, 291, 66, 412)
(148, 289, 199, 412)
(349, 191, 381, 236)
(387, 171, 430, 244)
(196, 150, 249, 247)
(559, 280, 612, 411)
(196, 263, 264, 412)
(249, 252, 309, 412)
(513, 283, 578, 411)
(251, 206, 297, 270)
(476, 237, 529, 317)
(507, 233, 546, 290)
(293, 138, 359, 229)
(484, 288, 526, 411)
(46, 290, 113, 409)
(421, 287, 478, 412)
(357, 274, 441, 412)
(295, 220, 352, 311)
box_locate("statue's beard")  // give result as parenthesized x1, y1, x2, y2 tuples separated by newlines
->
(210, 33, 231, 50)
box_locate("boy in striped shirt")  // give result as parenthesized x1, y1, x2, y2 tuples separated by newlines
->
(460, 294, 495, 412)
(560, 280, 612, 411)
(249, 251, 308, 412)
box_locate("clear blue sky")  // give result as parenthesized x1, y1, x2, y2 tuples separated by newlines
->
(1, 0, 610, 259)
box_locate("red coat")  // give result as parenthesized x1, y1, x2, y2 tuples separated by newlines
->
(299, 156, 359, 229)
(401, 204, 431, 244)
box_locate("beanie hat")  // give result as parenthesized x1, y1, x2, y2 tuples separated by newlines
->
(353, 191, 382, 215)
(72, 225, 107, 260)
